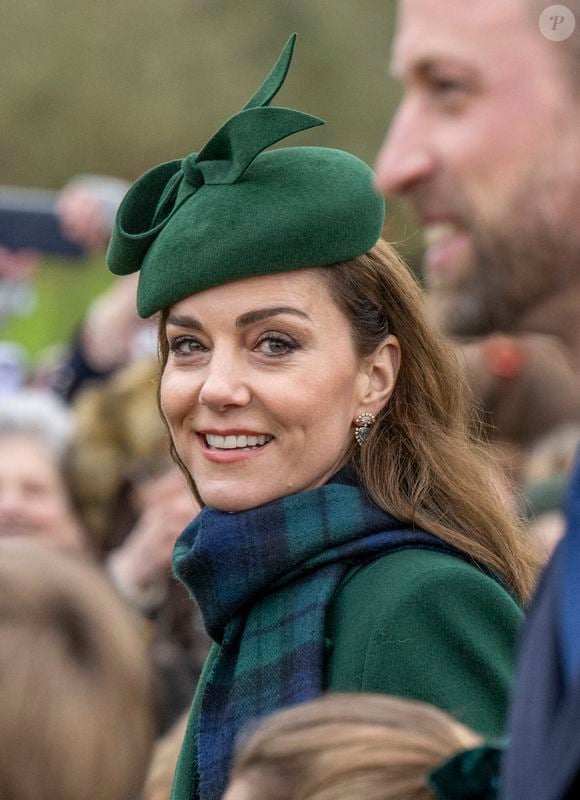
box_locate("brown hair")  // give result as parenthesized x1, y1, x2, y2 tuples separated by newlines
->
(157, 239, 540, 602)
(0, 540, 155, 800)
(67, 356, 172, 550)
(227, 693, 482, 800)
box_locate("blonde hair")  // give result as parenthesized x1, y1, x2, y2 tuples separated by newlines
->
(228, 693, 482, 800)
(157, 239, 541, 601)
(0, 540, 154, 800)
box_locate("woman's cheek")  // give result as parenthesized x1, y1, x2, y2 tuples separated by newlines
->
(160, 371, 193, 425)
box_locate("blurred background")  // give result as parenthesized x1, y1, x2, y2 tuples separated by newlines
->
(0, 12, 420, 765)
(1, 0, 416, 361)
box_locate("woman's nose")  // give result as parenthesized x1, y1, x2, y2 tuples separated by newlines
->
(0, 485, 27, 516)
(374, 100, 435, 197)
(198, 350, 251, 411)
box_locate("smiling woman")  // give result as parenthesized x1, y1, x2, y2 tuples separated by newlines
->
(159, 269, 399, 512)
(107, 35, 539, 800)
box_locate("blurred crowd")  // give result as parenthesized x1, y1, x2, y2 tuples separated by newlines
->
(3, 1, 580, 798)
(0, 178, 213, 799)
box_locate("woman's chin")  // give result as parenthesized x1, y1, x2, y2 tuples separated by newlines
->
(196, 481, 288, 514)
(196, 481, 277, 513)
(203, 498, 269, 513)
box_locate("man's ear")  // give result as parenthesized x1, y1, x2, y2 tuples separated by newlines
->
(358, 335, 401, 415)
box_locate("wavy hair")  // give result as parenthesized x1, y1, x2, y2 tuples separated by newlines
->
(320, 240, 540, 602)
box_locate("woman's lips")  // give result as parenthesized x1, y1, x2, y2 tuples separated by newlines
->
(196, 433, 275, 464)
(205, 432, 273, 449)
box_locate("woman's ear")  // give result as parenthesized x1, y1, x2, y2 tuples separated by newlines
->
(358, 335, 401, 415)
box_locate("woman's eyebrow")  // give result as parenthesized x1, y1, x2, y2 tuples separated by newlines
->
(165, 307, 310, 331)
(235, 306, 310, 327)
(165, 314, 204, 331)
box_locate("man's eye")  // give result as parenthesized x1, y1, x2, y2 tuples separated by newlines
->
(431, 77, 465, 95)
(169, 337, 205, 356)
(426, 74, 474, 107)
(256, 336, 297, 356)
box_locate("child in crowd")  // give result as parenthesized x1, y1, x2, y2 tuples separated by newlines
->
(224, 693, 498, 800)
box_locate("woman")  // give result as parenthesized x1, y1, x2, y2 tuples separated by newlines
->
(107, 35, 539, 800)
(0, 390, 85, 549)
(224, 693, 498, 800)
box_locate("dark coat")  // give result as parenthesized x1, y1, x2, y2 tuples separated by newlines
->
(502, 456, 580, 800)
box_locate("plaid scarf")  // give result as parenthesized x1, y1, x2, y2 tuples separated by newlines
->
(173, 473, 460, 800)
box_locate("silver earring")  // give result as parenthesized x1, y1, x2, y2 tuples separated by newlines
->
(354, 412, 376, 446)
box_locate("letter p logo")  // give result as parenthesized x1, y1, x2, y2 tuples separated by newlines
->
(540, 5, 576, 40)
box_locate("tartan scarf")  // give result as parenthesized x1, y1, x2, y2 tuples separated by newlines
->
(173, 472, 459, 800)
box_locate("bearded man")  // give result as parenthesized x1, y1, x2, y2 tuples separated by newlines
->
(375, 0, 580, 451)
(376, 3, 580, 798)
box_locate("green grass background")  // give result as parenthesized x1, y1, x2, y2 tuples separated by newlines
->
(2, 1, 422, 359)
(2, 257, 114, 360)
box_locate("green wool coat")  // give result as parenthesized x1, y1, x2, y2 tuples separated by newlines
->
(171, 549, 522, 800)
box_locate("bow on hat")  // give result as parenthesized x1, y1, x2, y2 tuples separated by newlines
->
(428, 744, 502, 800)
(107, 34, 323, 277)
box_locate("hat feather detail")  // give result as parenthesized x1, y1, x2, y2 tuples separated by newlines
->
(242, 32, 297, 110)
(107, 32, 320, 277)
(192, 106, 324, 186)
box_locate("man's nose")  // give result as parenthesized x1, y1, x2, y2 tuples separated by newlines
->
(198, 350, 251, 411)
(374, 100, 435, 197)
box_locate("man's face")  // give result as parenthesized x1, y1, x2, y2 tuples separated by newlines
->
(375, 0, 580, 334)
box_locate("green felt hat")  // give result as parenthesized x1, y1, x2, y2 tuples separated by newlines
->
(107, 34, 385, 318)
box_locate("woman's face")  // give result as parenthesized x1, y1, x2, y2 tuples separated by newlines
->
(160, 269, 397, 512)
(0, 434, 84, 548)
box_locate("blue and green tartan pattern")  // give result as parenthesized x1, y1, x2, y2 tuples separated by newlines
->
(173, 476, 461, 800)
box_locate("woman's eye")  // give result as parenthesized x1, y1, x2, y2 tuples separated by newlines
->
(256, 335, 297, 357)
(168, 337, 205, 356)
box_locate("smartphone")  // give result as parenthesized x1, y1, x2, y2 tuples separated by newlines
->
(0, 187, 86, 259)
